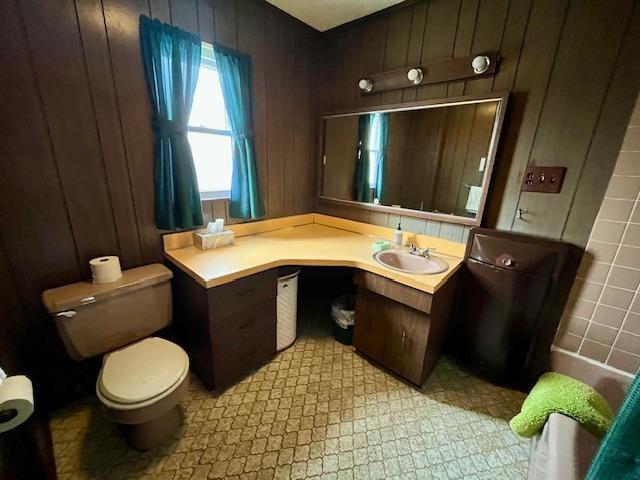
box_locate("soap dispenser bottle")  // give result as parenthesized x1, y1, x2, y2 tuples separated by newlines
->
(393, 221, 403, 246)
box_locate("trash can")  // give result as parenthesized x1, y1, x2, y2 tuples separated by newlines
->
(331, 295, 355, 345)
(277, 270, 299, 351)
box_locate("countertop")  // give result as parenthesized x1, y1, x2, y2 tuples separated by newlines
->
(163, 214, 465, 294)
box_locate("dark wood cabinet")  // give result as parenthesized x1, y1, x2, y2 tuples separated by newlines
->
(172, 267, 277, 390)
(352, 289, 387, 362)
(353, 271, 457, 385)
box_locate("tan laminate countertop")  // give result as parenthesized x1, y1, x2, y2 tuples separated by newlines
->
(164, 214, 465, 294)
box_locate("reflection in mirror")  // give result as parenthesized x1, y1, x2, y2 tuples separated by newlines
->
(321, 96, 505, 224)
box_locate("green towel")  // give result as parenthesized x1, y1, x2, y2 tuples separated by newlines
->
(510, 372, 613, 438)
(587, 373, 640, 480)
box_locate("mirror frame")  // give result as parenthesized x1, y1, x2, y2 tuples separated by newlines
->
(316, 92, 509, 227)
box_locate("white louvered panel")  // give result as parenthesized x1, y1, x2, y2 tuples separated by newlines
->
(277, 273, 298, 351)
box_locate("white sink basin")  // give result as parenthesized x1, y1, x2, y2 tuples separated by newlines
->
(373, 249, 449, 275)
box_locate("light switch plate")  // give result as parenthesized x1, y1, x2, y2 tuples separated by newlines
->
(520, 166, 566, 193)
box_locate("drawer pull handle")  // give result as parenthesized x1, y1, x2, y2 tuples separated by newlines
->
(238, 319, 256, 330)
(238, 288, 255, 297)
(401, 331, 407, 349)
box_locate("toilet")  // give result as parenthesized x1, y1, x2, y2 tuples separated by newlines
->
(42, 264, 189, 450)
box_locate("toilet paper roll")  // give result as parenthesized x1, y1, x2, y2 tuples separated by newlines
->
(0, 375, 34, 433)
(90, 256, 122, 284)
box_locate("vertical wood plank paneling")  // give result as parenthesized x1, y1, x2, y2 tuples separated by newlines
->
(265, 8, 286, 218)
(0, 242, 27, 374)
(213, 0, 236, 47)
(491, 0, 531, 92)
(341, 25, 362, 110)
(20, 0, 120, 272)
(380, 7, 412, 105)
(415, 0, 461, 100)
(75, 0, 143, 268)
(562, 1, 640, 246)
(149, 0, 171, 23)
(446, 0, 479, 97)
(356, 15, 388, 108)
(512, 0, 633, 239)
(0, 0, 84, 410)
(170, 0, 198, 33)
(103, 0, 162, 264)
(317, 29, 344, 113)
(488, 0, 569, 229)
(462, 0, 509, 95)
(196, 0, 214, 43)
(238, 0, 268, 215)
(292, 24, 315, 213)
(401, 1, 428, 102)
(283, 18, 297, 209)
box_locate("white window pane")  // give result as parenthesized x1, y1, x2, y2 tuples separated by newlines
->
(368, 152, 377, 188)
(189, 67, 228, 131)
(188, 132, 233, 193)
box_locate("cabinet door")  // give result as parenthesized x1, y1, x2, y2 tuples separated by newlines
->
(353, 288, 388, 362)
(382, 303, 430, 385)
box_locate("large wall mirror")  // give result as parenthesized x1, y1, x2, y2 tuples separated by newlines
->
(319, 93, 508, 226)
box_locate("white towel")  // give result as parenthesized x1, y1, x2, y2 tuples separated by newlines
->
(466, 186, 482, 213)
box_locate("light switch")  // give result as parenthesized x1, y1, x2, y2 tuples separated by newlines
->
(479, 157, 486, 172)
(520, 166, 566, 193)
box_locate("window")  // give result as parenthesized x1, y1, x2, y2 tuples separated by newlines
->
(366, 113, 385, 204)
(188, 43, 233, 199)
(367, 113, 382, 189)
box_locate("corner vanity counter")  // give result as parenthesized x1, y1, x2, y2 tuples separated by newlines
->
(164, 214, 465, 389)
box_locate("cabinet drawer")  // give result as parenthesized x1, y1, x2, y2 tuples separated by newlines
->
(354, 271, 432, 313)
(208, 269, 277, 321)
(213, 341, 273, 388)
(210, 299, 276, 353)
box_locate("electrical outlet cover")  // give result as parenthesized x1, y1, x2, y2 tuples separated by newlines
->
(520, 166, 566, 193)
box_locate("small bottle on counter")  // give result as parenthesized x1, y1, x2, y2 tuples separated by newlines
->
(393, 221, 403, 247)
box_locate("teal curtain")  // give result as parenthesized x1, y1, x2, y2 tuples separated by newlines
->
(353, 113, 389, 203)
(587, 374, 640, 479)
(139, 15, 204, 230)
(354, 115, 373, 202)
(213, 44, 266, 220)
(375, 113, 389, 203)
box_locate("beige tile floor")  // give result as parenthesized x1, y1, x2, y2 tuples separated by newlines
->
(51, 321, 530, 480)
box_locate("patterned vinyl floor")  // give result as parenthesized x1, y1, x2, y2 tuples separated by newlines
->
(51, 316, 530, 480)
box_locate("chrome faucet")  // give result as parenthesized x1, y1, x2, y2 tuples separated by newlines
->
(408, 244, 435, 259)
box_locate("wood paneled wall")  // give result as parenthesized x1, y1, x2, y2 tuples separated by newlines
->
(316, 0, 640, 248)
(0, 0, 316, 408)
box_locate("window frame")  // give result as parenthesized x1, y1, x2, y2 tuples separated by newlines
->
(188, 42, 233, 201)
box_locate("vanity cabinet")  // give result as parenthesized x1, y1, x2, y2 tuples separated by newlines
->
(353, 271, 457, 385)
(171, 267, 277, 390)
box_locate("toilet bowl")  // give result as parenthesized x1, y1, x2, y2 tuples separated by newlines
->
(43, 264, 189, 450)
(96, 337, 190, 450)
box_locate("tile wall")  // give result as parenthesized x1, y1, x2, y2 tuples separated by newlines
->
(555, 97, 640, 374)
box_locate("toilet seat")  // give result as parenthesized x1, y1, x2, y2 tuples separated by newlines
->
(96, 337, 189, 410)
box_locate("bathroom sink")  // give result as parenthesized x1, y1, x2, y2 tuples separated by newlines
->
(373, 249, 449, 275)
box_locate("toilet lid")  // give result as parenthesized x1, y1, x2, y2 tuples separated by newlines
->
(98, 337, 189, 404)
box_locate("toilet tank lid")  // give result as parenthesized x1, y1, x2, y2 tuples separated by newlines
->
(42, 264, 173, 313)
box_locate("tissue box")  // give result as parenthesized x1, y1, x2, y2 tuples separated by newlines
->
(194, 229, 235, 250)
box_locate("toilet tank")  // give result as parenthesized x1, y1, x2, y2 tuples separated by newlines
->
(42, 264, 173, 361)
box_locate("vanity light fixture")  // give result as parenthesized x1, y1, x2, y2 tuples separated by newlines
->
(358, 78, 374, 93)
(407, 67, 424, 85)
(471, 55, 491, 74)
